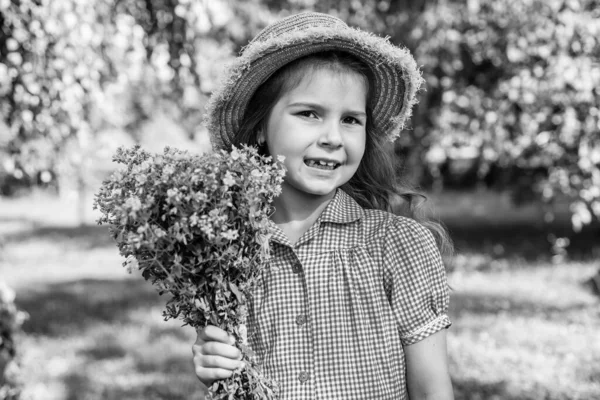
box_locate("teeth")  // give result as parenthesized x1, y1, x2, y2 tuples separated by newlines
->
(306, 159, 338, 169)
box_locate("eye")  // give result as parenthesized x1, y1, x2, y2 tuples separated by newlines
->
(297, 110, 318, 119)
(342, 116, 364, 125)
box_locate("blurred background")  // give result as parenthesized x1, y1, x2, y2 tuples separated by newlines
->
(1, 0, 599, 399)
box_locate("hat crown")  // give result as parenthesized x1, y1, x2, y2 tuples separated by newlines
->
(250, 12, 348, 45)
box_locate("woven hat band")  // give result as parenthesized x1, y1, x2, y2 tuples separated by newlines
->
(250, 13, 347, 45)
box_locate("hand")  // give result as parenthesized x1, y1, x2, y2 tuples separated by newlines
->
(192, 325, 245, 388)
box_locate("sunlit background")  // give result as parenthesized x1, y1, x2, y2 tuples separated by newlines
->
(1, 0, 599, 399)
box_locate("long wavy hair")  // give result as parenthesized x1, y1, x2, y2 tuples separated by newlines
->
(231, 51, 453, 258)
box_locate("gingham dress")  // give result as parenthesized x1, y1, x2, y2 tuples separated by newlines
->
(248, 189, 451, 399)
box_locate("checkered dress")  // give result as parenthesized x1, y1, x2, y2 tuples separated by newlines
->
(247, 189, 451, 399)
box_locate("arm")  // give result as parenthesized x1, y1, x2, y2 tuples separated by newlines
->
(404, 329, 454, 400)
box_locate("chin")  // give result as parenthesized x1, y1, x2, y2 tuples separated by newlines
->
(307, 189, 337, 197)
(285, 181, 335, 198)
(302, 183, 340, 197)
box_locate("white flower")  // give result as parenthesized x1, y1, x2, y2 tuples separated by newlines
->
(221, 229, 239, 241)
(222, 171, 236, 187)
(163, 164, 175, 178)
(136, 174, 148, 184)
(239, 324, 248, 344)
(140, 160, 152, 170)
(125, 255, 139, 274)
(167, 188, 180, 201)
(152, 226, 166, 238)
(125, 196, 142, 212)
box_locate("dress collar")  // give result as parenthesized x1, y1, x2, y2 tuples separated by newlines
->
(268, 189, 365, 248)
(318, 189, 364, 224)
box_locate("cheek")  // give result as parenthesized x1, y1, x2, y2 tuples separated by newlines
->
(266, 139, 291, 159)
(349, 134, 367, 162)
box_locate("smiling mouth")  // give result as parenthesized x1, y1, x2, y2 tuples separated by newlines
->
(304, 159, 341, 170)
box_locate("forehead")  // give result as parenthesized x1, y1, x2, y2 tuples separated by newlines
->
(283, 66, 368, 98)
(281, 55, 368, 83)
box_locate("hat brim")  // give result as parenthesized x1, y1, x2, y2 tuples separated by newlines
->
(206, 26, 424, 150)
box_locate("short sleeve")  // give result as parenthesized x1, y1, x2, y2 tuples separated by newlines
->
(382, 217, 451, 346)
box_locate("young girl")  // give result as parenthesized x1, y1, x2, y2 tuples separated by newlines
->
(193, 12, 454, 400)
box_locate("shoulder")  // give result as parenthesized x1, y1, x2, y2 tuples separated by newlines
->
(361, 209, 435, 248)
(361, 210, 443, 278)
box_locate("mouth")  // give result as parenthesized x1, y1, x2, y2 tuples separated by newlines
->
(304, 158, 341, 170)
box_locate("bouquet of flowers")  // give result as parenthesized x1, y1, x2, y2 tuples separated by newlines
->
(93, 145, 285, 399)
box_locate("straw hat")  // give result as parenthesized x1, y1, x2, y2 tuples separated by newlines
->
(205, 12, 424, 150)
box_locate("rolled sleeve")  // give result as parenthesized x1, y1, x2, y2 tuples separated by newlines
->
(382, 217, 451, 346)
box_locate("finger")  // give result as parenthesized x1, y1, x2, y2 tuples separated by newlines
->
(197, 325, 235, 345)
(194, 341, 242, 359)
(196, 354, 245, 370)
(195, 366, 236, 384)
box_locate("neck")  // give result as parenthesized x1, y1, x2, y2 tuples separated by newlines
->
(272, 186, 335, 224)
(271, 184, 336, 243)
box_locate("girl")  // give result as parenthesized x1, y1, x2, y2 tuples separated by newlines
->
(193, 12, 454, 400)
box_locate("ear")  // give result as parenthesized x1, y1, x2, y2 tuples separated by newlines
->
(257, 129, 266, 145)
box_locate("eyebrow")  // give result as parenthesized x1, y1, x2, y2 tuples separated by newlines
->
(287, 102, 367, 117)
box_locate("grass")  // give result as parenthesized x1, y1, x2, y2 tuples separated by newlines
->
(1, 189, 599, 400)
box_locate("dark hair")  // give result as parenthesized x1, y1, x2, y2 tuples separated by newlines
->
(233, 51, 453, 258)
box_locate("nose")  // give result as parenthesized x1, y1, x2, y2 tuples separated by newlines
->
(318, 120, 343, 148)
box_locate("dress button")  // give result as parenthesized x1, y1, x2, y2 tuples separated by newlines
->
(298, 371, 310, 383)
(295, 314, 306, 326)
(291, 260, 302, 273)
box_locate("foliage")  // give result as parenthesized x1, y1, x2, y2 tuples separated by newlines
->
(411, 0, 600, 229)
(0, 0, 215, 191)
(93, 145, 285, 399)
(2, 0, 599, 231)
(1, 0, 112, 171)
(0, 282, 27, 400)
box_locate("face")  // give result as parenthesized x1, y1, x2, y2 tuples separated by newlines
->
(260, 68, 367, 201)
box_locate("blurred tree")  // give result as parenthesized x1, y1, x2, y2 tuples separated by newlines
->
(1, 0, 599, 231)
(409, 0, 600, 230)
(0, 0, 224, 222)
(250, 0, 600, 232)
